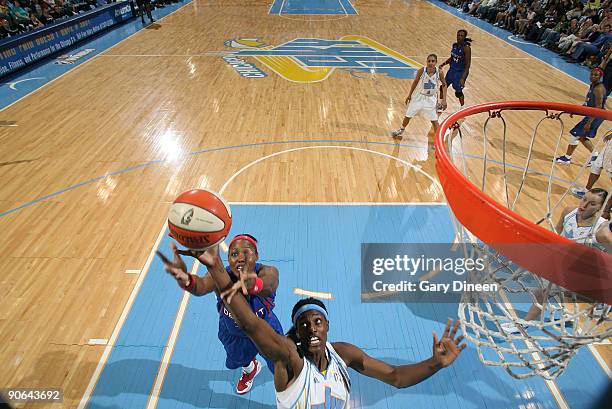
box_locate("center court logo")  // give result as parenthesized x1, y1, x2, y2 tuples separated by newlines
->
(223, 36, 421, 83)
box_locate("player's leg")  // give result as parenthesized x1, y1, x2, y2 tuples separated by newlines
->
(556, 118, 591, 164)
(392, 97, 421, 138)
(218, 329, 263, 394)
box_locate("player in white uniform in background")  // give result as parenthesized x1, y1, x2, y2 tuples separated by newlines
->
(391, 54, 448, 140)
(556, 188, 609, 247)
(160, 246, 465, 408)
(502, 188, 609, 334)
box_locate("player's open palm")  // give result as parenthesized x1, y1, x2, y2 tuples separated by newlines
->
(432, 319, 466, 368)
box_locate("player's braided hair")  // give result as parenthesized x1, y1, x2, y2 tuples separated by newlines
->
(286, 297, 329, 357)
(589, 187, 609, 204)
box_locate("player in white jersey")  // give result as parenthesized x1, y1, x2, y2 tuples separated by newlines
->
(502, 188, 609, 334)
(555, 188, 609, 246)
(162, 247, 466, 408)
(391, 54, 448, 140)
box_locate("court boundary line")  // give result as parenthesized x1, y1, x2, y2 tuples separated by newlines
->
(0, 1, 194, 114)
(143, 145, 446, 408)
(76, 220, 169, 409)
(425, 0, 588, 85)
(587, 344, 612, 379)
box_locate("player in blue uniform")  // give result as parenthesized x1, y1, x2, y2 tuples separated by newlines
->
(157, 234, 283, 395)
(440, 29, 472, 107)
(556, 67, 608, 166)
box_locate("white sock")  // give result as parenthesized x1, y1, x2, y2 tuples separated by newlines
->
(243, 360, 255, 373)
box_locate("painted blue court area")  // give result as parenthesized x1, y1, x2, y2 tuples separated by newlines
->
(270, 0, 357, 15)
(87, 204, 609, 409)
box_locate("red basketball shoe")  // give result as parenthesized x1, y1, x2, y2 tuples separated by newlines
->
(236, 359, 262, 395)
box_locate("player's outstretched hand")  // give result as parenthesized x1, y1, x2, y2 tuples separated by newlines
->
(221, 269, 258, 304)
(432, 319, 466, 368)
(156, 243, 190, 287)
(173, 245, 222, 269)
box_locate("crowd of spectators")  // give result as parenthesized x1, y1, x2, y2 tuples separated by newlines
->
(0, 0, 113, 40)
(443, 0, 612, 80)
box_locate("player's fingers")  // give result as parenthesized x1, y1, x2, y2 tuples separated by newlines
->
(442, 319, 452, 339)
(456, 335, 465, 345)
(450, 320, 460, 339)
(156, 251, 171, 265)
(433, 331, 439, 347)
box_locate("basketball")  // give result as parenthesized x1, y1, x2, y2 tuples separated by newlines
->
(167, 189, 232, 250)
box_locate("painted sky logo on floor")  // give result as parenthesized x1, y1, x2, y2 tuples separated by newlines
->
(223, 36, 421, 83)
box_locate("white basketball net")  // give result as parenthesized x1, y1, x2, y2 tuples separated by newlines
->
(443, 107, 612, 380)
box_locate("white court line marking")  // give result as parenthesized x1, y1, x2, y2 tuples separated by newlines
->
(426, 0, 589, 85)
(294, 288, 333, 300)
(145, 145, 445, 409)
(338, 0, 349, 15)
(588, 344, 612, 379)
(77, 222, 168, 409)
(0, 2, 193, 114)
(87, 339, 108, 346)
(125, 269, 141, 274)
(219, 145, 442, 193)
(228, 201, 446, 205)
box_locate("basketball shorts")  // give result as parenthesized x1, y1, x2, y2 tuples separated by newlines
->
(218, 311, 284, 373)
(591, 139, 612, 178)
(445, 68, 464, 92)
(406, 94, 438, 121)
(569, 116, 605, 142)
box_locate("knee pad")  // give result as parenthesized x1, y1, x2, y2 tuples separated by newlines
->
(567, 134, 581, 146)
(455, 91, 464, 99)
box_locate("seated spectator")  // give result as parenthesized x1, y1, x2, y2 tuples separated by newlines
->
(0, 0, 9, 20)
(516, 5, 537, 36)
(586, 0, 602, 12)
(28, 11, 42, 29)
(10, 1, 31, 26)
(568, 23, 612, 62)
(598, 8, 612, 28)
(467, 0, 483, 15)
(494, 0, 518, 28)
(0, 16, 18, 39)
(559, 18, 595, 52)
(539, 15, 571, 47)
(566, 2, 584, 21)
(38, 0, 54, 23)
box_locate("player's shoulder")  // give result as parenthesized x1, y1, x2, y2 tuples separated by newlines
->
(562, 206, 576, 219)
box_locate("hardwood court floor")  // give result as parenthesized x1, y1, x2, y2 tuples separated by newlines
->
(0, 1, 610, 407)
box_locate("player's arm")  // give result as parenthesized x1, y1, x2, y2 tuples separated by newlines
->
(596, 221, 612, 251)
(189, 272, 216, 296)
(254, 265, 279, 297)
(407, 68, 423, 101)
(555, 206, 573, 234)
(333, 320, 465, 389)
(158, 243, 215, 296)
(439, 73, 448, 104)
(460, 45, 471, 83)
(440, 56, 452, 67)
